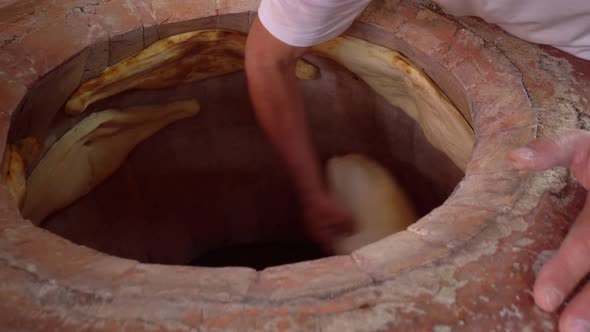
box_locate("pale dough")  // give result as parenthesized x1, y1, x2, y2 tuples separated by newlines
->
(312, 36, 474, 171)
(327, 154, 416, 254)
(23, 99, 200, 224)
(66, 30, 473, 171)
(65, 30, 319, 114)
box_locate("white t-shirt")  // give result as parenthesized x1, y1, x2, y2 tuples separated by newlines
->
(258, 0, 590, 60)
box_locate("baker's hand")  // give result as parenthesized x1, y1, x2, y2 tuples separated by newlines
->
(508, 129, 590, 332)
(302, 192, 354, 254)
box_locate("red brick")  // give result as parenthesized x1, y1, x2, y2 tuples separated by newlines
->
(445, 56, 490, 91)
(0, 23, 26, 46)
(1, 226, 109, 280)
(93, 0, 144, 64)
(115, 264, 257, 302)
(95, 0, 142, 35)
(5, 12, 96, 77)
(0, 48, 39, 87)
(0, 0, 59, 28)
(201, 304, 260, 331)
(466, 126, 536, 174)
(441, 28, 518, 85)
(152, 0, 216, 25)
(352, 231, 449, 281)
(217, 12, 250, 33)
(354, 5, 479, 128)
(0, 1, 584, 330)
(357, 1, 405, 34)
(182, 308, 203, 326)
(318, 301, 406, 332)
(215, 0, 261, 14)
(396, 8, 458, 58)
(248, 256, 372, 300)
(80, 299, 195, 329)
(255, 314, 319, 332)
(130, 0, 160, 46)
(445, 171, 526, 213)
(476, 45, 518, 78)
(60, 254, 138, 291)
(0, 76, 26, 117)
(440, 27, 484, 67)
(468, 76, 536, 136)
(409, 205, 495, 248)
(397, 3, 420, 18)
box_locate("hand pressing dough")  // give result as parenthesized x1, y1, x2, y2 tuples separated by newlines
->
(66, 29, 319, 114)
(22, 99, 200, 224)
(327, 154, 416, 255)
(312, 37, 474, 171)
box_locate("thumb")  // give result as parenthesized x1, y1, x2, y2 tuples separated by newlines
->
(507, 130, 590, 171)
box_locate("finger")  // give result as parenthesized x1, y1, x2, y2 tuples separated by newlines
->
(534, 193, 590, 312)
(508, 130, 590, 171)
(559, 280, 590, 332)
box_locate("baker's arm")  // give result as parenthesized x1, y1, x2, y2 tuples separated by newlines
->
(245, 17, 352, 250)
(245, 18, 320, 198)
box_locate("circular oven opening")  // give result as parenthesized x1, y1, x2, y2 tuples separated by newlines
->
(4, 30, 472, 270)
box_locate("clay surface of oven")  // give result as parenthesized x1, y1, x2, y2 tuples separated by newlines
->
(0, 0, 588, 330)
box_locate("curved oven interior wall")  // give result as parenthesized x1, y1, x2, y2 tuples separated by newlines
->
(4, 30, 471, 269)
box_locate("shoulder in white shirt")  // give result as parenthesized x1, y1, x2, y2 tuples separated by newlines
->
(258, 0, 590, 60)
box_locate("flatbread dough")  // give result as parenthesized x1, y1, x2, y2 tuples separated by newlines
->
(22, 99, 200, 224)
(65, 30, 319, 114)
(327, 154, 416, 254)
(312, 36, 474, 171)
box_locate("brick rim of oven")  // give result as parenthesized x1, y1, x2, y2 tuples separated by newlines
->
(0, 0, 537, 326)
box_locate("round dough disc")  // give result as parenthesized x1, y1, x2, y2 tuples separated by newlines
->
(326, 154, 416, 255)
